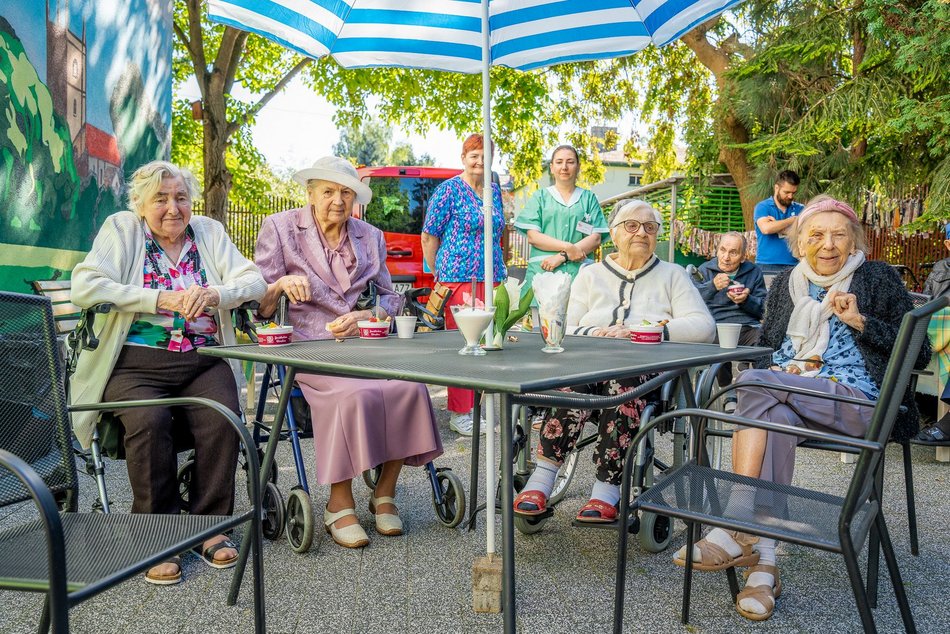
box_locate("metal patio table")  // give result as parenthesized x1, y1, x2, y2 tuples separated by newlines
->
(200, 330, 769, 633)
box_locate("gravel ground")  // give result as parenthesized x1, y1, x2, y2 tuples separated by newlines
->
(0, 384, 946, 633)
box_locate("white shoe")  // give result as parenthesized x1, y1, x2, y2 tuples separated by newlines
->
(449, 412, 487, 436)
(369, 495, 403, 536)
(323, 507, 369, 548)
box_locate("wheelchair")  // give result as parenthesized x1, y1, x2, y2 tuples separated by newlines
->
(489, 371, 696, 554)
(244, 295, 466, 553)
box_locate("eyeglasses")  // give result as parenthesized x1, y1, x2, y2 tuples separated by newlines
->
(613, 220, 660, 235)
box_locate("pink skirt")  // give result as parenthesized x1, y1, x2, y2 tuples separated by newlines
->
(295, 375, 444, 485)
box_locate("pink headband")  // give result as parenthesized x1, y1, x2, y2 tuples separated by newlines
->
(796, 198, 858, 227)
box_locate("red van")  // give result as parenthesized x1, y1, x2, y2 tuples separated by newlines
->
(354, 165, 462, 293)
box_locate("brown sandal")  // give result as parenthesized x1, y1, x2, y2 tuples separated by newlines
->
(736, 564, 781, 621)
(144, 555, 182, 585)
(673, 531, 760, 571)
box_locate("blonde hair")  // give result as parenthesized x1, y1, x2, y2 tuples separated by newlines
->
(608, 199, 664, 234)
(786, 194, 867, 258)
(127, 161, 200, 217)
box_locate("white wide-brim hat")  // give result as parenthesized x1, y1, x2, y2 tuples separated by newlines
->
(292, 156, 372, 205)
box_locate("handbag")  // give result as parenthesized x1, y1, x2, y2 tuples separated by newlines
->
(354, 280, 378, 311)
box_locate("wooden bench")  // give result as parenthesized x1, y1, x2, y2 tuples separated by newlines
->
(30, 276, 83, 337)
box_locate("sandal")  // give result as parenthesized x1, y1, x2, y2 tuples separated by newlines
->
(193, 538, 239, 569)
(513, 490, 548, 517)
(575, 499, 617, 524)
(145, 556, 182, 585)
(736, 564, 782, 621)
(911, 423, 950, 446)
(672, 531, 760, 571)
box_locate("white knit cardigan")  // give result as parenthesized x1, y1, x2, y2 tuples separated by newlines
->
(69, 212, 267, 447)
(567, 255, 716, 342)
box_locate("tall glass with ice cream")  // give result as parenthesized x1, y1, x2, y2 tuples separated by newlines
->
(450, 305, 496, 355)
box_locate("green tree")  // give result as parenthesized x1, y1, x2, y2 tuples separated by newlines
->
(388, 141, 434, 166)
(332, 119, 392, 166)
(172, 0, 311, 221)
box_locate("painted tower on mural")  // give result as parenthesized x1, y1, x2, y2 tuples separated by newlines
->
(46, 0, 122, 193)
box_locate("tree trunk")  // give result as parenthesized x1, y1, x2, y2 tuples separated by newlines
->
(202, 90, 231, 223)
(682, 22, 758, 229)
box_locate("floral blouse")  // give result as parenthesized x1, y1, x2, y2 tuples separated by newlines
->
(423, 175, 506, 283)
(126, 224, 219, 352)
(773, 283, 879, 398)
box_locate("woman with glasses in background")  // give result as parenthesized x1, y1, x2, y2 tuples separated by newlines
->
(513, 198, 714, 525)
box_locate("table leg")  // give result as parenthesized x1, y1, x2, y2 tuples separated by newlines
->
(227, 366, 296, 605)
(499, 392, 516, 632)
(468, 394, 482, 531)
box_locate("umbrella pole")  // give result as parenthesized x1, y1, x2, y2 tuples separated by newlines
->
(473, 0, 504, 617)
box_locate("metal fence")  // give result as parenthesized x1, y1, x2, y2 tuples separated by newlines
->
(193, 196, 303, 259)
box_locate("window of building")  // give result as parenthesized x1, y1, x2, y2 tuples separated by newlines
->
(72, 58, 80, 80)
(72, 99, 77, 117)
(628, 174, 642, 187)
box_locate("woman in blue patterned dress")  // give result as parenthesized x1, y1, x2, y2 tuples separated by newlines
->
(421, 134, 506, 435)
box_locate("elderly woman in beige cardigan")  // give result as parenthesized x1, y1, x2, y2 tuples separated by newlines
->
(71, 161, 265, 585)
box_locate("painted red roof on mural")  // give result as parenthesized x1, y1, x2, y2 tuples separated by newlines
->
(85, 124, 121, 165)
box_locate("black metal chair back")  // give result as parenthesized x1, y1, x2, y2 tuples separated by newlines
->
(845, 295, 946, 521)
(0, 293, 77, 508)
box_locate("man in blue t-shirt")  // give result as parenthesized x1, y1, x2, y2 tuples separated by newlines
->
(753, 170, 804, 275)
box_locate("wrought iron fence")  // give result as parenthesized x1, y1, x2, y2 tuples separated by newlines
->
(193, 196, 303, 259)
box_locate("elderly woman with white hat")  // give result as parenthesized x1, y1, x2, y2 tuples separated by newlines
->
(672, 195, 930, 622)
(514, 199, 714, 525)
(254, 156, 443, 548)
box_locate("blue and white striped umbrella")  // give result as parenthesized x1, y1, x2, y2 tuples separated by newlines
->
(208, 0, 742, 74)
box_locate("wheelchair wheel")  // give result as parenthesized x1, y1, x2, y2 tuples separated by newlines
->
(177, 459, 195, 513)
(362, 466, 381, 490)
(284, 488, 314, 553)
(637, 511, 672, 553)
(548, 450, 579, 505)
(261, 481, 285, 541)
(432, 470, 465, 528)
(514, 514, 549, 535)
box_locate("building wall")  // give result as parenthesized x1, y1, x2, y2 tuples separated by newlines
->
(0, 0, 172, 291)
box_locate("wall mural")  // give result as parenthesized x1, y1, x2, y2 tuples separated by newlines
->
(0, 0, 171, 290)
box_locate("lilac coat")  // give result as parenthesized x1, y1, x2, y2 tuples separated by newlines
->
(255, 207, 403, 338)
(254, 207, 442, 484)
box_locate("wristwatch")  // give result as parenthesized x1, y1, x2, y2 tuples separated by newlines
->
(558, 250, 569, 262)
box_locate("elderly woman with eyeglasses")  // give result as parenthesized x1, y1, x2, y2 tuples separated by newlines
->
(672, 195, 930, 622)
(513, 199, 715, 524)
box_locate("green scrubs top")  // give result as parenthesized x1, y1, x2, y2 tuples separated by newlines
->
(514, 186, 609, 291)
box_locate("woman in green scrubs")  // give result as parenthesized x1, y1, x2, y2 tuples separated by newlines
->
(514, 145, 610, 292)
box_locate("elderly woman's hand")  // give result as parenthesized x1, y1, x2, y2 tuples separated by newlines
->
(277, 275, 312, 304)
(594, 324, 632, 339)
(827, 290, 866, 332)
(157, 285, 220, 321)
(326, 309, 387, 338)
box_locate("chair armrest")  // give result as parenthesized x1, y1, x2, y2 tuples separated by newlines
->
(702, 379, 876, 410)
(511, 370, 686, 409)
(631, 407, 883, 455)
(0, 449, 68, 589)
(68, 397, 260, 501)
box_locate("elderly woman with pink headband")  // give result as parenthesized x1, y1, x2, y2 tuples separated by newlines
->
(672, 195, 929, 621)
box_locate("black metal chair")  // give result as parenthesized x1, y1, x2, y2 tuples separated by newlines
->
(0, 292, 266, 633)
(612, 295, 947, 633)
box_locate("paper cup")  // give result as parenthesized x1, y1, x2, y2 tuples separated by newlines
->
(258, 325, 294, 346)
(357, 320, 390, 338)
(716, 323, 742, 348)
(629, 325, 664, 344)
(395, 315, 417, 339)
